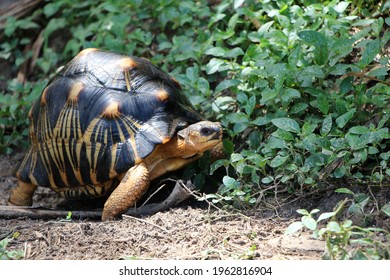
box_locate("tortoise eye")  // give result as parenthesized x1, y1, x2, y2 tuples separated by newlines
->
(200, 127, 213, 136)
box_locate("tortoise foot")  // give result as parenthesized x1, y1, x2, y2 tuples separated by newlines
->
(8, 181, 37, 206)
(102, 163, 150, 221)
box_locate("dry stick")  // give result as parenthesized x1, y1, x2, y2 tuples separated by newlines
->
(0, 206, 101, 220)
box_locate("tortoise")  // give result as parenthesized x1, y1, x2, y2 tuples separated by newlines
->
(9, 48, 222, 221)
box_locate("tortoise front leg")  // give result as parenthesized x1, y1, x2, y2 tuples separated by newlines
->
(9, 180, 38, 206)
(102, 162, 150, 221)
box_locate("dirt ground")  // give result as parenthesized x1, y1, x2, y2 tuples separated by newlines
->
(0, 153, 387, 260)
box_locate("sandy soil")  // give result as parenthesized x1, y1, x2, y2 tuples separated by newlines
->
(0, 152, 387, 260)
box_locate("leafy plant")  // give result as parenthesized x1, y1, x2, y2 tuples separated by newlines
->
(0, 232, 24, 260)
(0, 80, 45, 154)
(1, 0, 389, 186)
(285, 188, 390, 259)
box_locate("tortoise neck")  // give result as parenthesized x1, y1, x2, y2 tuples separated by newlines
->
(146, 135, 196, 164)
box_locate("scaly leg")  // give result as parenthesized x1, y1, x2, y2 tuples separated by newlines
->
(210, 141, 224, 161)
(9, 180, 38, 206)
(102, 162, 150, 221)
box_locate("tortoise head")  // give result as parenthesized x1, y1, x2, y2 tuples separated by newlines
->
(176, 121, 222, 156)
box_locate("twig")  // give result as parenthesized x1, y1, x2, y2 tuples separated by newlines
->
(367, 184, 380, 213)
(122, 215, 169, 233)
(344, 72, 390, 86)
(140, 183, 167, 207)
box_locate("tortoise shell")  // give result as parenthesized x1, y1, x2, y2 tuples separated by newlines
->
(16, 48, 202, 197)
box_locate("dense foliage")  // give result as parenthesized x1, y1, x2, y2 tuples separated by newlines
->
(0, 0, 389, 258)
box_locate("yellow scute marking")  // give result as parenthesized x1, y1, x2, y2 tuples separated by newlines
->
(102, 101, 120, 118)
(156, 89, 169, 102)
(118, 57, 137, 69)
(68, 82, 84, 102)
(40, 87, 49, 105)
(77, 48, 98, 57)
(28, 106, 34, 119)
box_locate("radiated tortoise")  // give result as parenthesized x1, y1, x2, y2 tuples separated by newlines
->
(9, 48, 222, 221)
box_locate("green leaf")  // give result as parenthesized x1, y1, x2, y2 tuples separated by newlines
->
(269, 155, 289, 168)
(317, 93, 329, 115)
(317, 212, 336, 222)
(334, 1, 350, 13)
(310, 209, 320, 215)
(371, 18, 384, 37)
(271, 118, 300, 133)
(213, 96, 235, 112)
(290, 103, 308, 115)
(342, 220, 353, 228)
(225, 47, 244, 58)
(336, 108, 356, 128)
(335, 188, 355, 195)
(205, 47, 226, 57)
(225, 112, 249, 123)
(206, 58, 226, 74)
(258, 21, 274, 37)
(298, 30, 328, 65)
(230, 153, 244, 162)
(302, 216, 317, 230)
(220, 176, 240, 194)
(272, 129, 294, 141)
(245, 95, 256, 116)
(348, 126, 371, 134)
(251, 115, 272, 126)
(296, 209, 310, 216)
(214, 79, 240, 94)
(368, 66, 388, 78)
(304, 154, 325, 168)
(210, 159, 229, 175)
(43, 2, 64, 17)
(43, 18, 67, 44)
(222, 176, 240, 189)
(327, 221, 341, 233)
(261, 176, 274, 184)
(197, 77, 210, 94)
(302, 122, 317, 136)
(329, 38, 354, 66)
(334, 166, 347, 178)
(285, 222, 304, 235)
(234, 0, 245, 9)
(359, 39, 381, 68)
(346, 133, 365, 150)
(260, 88, 277, 104)
(321, 115, 332, 136)
(281, 88, 301, 104)
(381, 203, 390, 217)
(297, 66, 325, 87)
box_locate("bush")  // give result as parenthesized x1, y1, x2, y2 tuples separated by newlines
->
(1, 0, 389, 203)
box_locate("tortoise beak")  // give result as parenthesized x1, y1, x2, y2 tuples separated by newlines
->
(211, 123, 222, 141)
